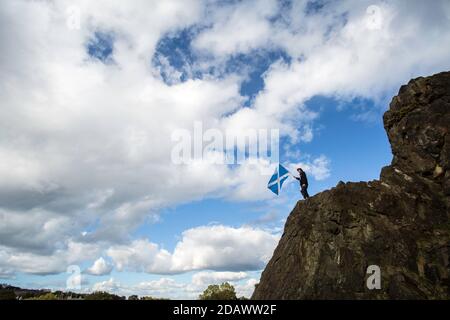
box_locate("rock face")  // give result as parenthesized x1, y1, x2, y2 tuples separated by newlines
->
(252, 71, 450, 299)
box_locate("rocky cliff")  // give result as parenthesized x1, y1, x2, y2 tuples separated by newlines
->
(252, 71, 450, 299)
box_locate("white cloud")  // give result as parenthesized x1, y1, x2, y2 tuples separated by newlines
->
(170, 225, 279, 272)
(235, 278, 259, 298)
(192, 271, 248, 287)
(0, 241, 100, 275)
(106, 239, 172, 274)
(285, 155, 331, 181)
(85, 257, 113, 276)
(92, 277, 122, 293)
(193, 0, 277, 56)
(107, 225, 280, 274)
(296, 155, 331, 181)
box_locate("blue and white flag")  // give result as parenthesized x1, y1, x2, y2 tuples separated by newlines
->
(267, 164, 290, 195)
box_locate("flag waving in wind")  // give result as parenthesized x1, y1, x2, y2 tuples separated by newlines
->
(267, 164, 290, 195)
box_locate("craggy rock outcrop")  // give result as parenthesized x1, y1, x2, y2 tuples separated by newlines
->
(252, 71, 450, 299)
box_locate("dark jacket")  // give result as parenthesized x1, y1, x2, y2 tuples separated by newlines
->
(295, 171, 308, 187)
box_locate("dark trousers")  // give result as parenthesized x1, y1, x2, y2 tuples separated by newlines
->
(301, 185, 309, 199)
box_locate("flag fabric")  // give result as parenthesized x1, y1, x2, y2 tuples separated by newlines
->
(267, 164, 290, 195)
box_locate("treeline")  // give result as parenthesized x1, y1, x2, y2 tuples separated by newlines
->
(0, 284, 164, 300)
(1, 282, 250, 300)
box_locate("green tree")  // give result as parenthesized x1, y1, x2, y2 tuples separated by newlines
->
(198, 282, 237, 300)
(140, 296, 169, 300)
(0, 289, 16, 300)
(85, 291, 124, 300)
(27, 292, 59, 300)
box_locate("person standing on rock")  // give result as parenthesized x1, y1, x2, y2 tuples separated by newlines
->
(294, 168, 310, 200)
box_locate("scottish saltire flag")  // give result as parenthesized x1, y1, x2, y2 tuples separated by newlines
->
(267, 164, 290, 195)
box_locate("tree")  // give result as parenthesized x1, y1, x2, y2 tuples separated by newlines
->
(128, 295, 139, 300)
(0, 289, 16, 300)
(198, 282, 237, 300)
(85, 291, 124, 300)
(27, 292, 59, 300)
(140, 296, 169, 300)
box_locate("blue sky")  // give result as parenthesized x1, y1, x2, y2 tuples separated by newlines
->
(1, 0, 450, 299)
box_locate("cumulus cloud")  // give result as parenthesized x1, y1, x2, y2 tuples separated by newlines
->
(92, 278, 122, 293)
(0, 241, 100, 275)
(170, 225, 279, 272)
(85, 257, 113, 276)
(193, 0, 277, 56)
(290, 155, 331, 181)
(107, 225, 279, 274)
(106, 239, 172, 274)
(235, 278, 259, 298)
(192, 271, 248, 287)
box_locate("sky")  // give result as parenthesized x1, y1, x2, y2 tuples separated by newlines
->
(1, 0, 450, 299)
